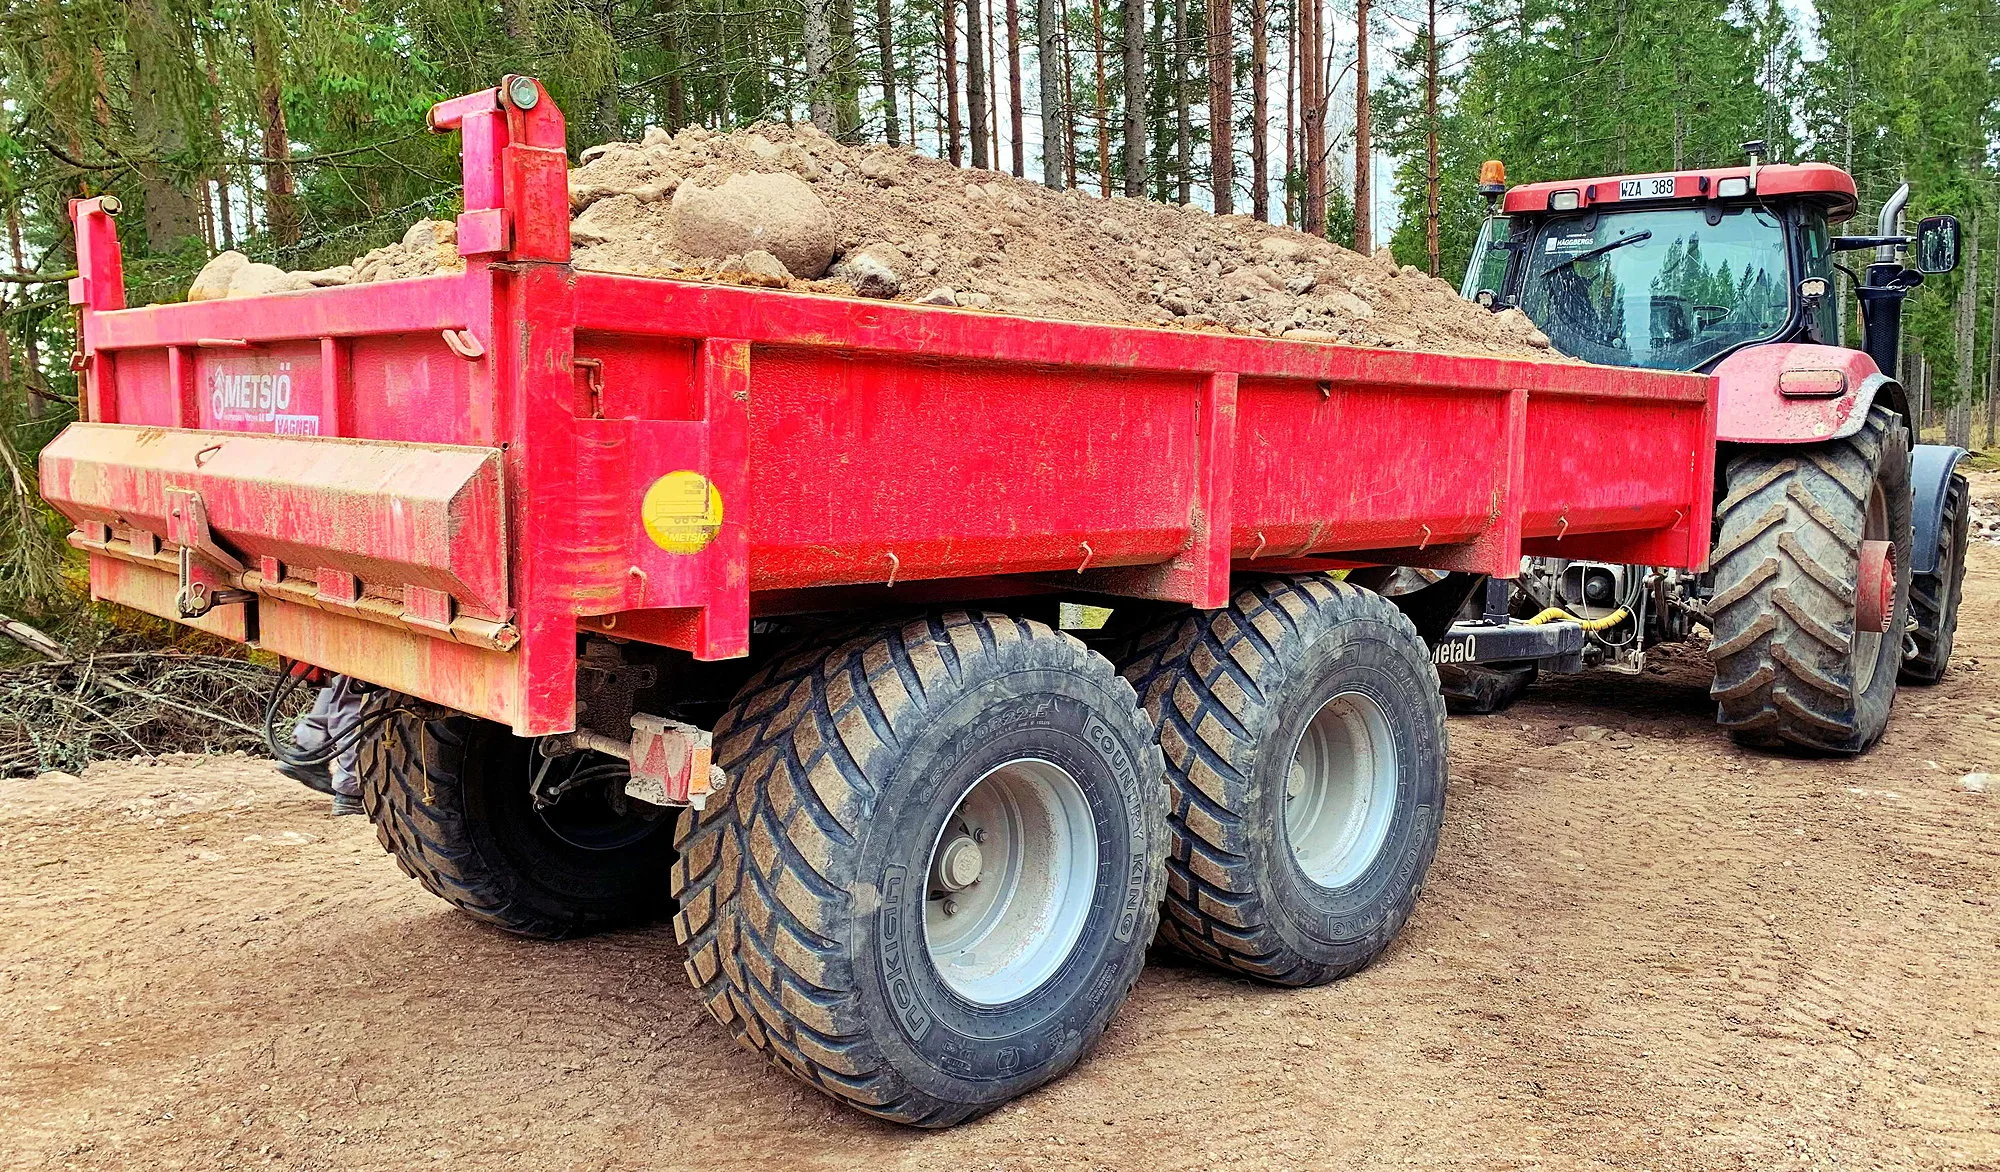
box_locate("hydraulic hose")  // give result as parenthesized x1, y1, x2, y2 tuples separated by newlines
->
(1523, 605, 1631, 632)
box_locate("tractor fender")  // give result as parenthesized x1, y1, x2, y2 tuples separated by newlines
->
(1713, 343, 1902, 445)
(1910, 444, 1968, 576)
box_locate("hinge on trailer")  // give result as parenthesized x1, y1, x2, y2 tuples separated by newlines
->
(164, 487, 255, 619)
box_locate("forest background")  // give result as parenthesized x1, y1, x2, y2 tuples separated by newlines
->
(0, 0, 1993, 629)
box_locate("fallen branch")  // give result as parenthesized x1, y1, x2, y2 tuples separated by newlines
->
(0, 614, 66, 659)
(0, 613, 290, 775)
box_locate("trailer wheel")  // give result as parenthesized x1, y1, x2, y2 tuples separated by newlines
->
(1708, 404, 1912, 753)
(1121, 576, 1447, 987)
(1437, 661, 1537, 714)
(671, 613, 1167, 1127)
(1900, 471, 1969, 685)
(359, 701, 677, 939)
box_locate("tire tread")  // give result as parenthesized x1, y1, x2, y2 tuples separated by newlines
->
(671, 612, 1163, 1127)
(1707, 405, 1911, 753)
(1122, 576, 1444, 987)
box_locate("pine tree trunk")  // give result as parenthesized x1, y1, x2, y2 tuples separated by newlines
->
(1282, 0, 1295, 226)
(252, 18, 300, 248)
(967, 0, 990, 167)
(1205, 0, 1233, 213)
(988, 2, 1003, 165)
(1353, 0, 1371, 253)
(1061, 7, 1079, 189)
(1951, 210, 1980, 450)
(1303, 0, 1326, 235)
(805, 0, 839, 134)
(1151, 0, 1173, 201)
(1916, 356, 1930, 436)
(1423, 0, 1438, 275)
(1091, 0, 1112, 194)
(877, 0, 901, 144)
(242, 161, 257, 236)
(944, 0, 964, 165)
(1122, 0, 1146, 196)
(209, 61, 236, 251)
(589, 0, 620, 141)
(1007, 0, 1026, 175)
(1988, 208, 2000, 449)
(1248, 0, 1267, 220)
(504, 0, 533, 41)
(1173, 0, 1191, 202)
(661, 0, 687, 129)
(127, 0, 203, 253)
(216, 176, 235, 249)
(1037, 0, 1066, 187)
(8, 203, 38, 420)
(835, 0, 863, 138)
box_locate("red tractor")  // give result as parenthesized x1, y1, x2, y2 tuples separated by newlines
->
(1451, 148, 1968, 753)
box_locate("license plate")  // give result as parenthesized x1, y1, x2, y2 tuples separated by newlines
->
(1618, 174, 1678, 200)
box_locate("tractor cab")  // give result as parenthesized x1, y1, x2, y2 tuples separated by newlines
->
(1462, 153, 1960, 380)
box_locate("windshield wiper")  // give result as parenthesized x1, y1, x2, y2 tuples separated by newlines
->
(1539, 230, 1654, 278)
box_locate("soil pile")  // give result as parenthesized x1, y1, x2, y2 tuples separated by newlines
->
(189, 122, 1551, 357)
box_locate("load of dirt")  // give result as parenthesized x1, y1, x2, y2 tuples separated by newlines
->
(188, 122, 1551, 357)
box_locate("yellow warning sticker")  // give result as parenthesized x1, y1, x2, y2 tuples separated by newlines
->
(642, 470, 723, 554)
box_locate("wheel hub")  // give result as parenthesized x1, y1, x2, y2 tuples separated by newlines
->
(935, 835, 985, 891)
(531, 753, 665, 852)
(1284, 691, 1400, 889)
(1853, 478, 1894, 695)
(1856, 538, 1896, 634)
(923, 759, 1097, 1006)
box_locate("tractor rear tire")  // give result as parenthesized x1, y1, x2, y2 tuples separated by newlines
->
(671, 613, 1167, 1127)
(1120, 576, 1447, 987)
(358, 700, 679, 938)
(1900, 471, 1969, 685)
(1708, 404, 1912, 753)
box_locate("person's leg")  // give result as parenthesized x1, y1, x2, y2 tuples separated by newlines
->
(325, 677, 367, 816)
(279, 684, 337, 794)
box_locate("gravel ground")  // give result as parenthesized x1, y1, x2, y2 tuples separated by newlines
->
(3, 482, 1997, 1172)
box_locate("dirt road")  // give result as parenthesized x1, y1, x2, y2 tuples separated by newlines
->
(6, 494, 1998, 1171)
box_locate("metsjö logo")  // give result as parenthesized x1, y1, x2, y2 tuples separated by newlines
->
(210, 362, 293, 419)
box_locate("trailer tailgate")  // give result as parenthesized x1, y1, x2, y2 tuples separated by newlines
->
(41, 424, 513, 645)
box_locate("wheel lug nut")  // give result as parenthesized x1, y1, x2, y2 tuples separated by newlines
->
(942, 898, 958, 916)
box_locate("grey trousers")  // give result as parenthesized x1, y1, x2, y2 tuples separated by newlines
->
(292, 676, 364, 797)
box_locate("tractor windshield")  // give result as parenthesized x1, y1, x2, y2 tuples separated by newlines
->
(1515, 206, 1789, 370)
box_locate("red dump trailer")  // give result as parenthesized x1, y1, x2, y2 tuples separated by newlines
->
(44, 78, 1714, 1126)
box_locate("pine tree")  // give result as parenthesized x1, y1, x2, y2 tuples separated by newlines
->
(1206, 0, 1233, 212)
(1038, 0, 1066, 187)
(1122, 0, 1146, 196)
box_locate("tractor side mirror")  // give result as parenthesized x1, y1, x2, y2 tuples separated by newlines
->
(1915, 215, 1960, 274)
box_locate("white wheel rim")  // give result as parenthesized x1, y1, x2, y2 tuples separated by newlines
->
(923, 758, 1098, 1006)
(1284, 691, 1399, 889)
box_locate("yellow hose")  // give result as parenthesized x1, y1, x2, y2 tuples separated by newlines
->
(1523, 605, 1631, 632)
